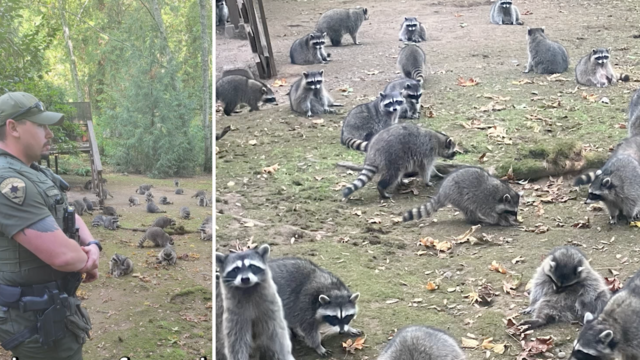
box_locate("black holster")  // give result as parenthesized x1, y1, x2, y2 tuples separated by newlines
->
(35, 289, 68, 348)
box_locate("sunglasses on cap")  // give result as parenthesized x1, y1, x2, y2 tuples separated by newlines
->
(9, 101, 46, 121)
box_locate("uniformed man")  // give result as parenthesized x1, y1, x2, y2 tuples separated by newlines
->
(0, 92, 102, 359)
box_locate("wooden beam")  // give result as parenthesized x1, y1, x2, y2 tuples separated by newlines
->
(255, 0, 276, 77)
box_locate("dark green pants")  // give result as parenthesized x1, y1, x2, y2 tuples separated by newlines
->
(0, 306, 83, 360)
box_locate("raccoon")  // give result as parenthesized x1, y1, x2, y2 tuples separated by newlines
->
(289, 70, 340, 118)
(191, 190, 207, 199)
(574, 136, 640, 186)
(340, 92, 405, 152)
(628, 88, 640, 138)
(146, 200, 167, 214)
(197, 196, 209, 207)
(128, 196, 140, 207)
(157, 245, 177, 266)
(383, 78, 422, 119)
(315, 7, 369, 46)
(159, 196, 173, 205)
(216, 75, 277, 116)
(138, 227, 174, 248)
(175, 188, 184, 195)
(173, 179, 180, 187)
(84, 180, 92, 190)
(397, 43, 426, 84)
(91, 200, 99, 209)
(398, 17, 427, 43)
(136, 184, 153, 194)
(403, 166, 520, 226)
(200, 216, 213, 241)
(103, 216, 119, 230)
(216, 0, 228, 27)
(98, 188, 114, 200)
(584, 155, 640, 224)
(519, 246, 610, 330)
(91, 215, 106, 228)
(343, 123, 456, 199)
(109, 253, 133, 278)
(72, 199, 91, 216)
(576, 48, 630, 88)
(489, 0, 523, 25)
(102, 206, 118, 217)
(377, 325, 466, 360)
(179, 206, 191, 219)
(215, 274, 227, 360)
(145, 191, 154, 202)
(269, 257, 362, 356)
(216, 125, 231, 141)
(216, 245, 295, 360)
(152, 216, 176, 229)
(570, 270, 640, 360)
(222, 68, 254, 79)
(82, 197, 94, 211)
(524, 27, 569, 74)
(290, 32, 330, 65)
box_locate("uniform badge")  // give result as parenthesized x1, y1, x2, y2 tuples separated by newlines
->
(0, 178, 26, 205)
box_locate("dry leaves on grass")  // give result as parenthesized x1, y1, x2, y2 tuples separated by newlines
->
(604, 277, 623, 292)
(512, 79, 534, 85)
(503, 274, 522, 296)
(572, 217, 591, 229)
(522, 224, 549, 234)
(487, 125, 513, 144)
(332, 182, 349, 191)
(419, 237, 453, 252)
(464, 284, 495, 305)
(457, 77, 479, 87)
(517, 336, 554, 360)
(547, 74, 570, 82)
(454, 225, 483, 244)
(426, 281, 438, 291)
(342, 337, 366, 354)
(479, 101, 507, 112)
(461, 337, 480, 348)
(483, 93, 511, 101)
(581, 91, 598, 102)
(616, 123, 627, 129)
(272, 78, 287, 87)
(522, 9, 533, 15)
(460, 119, 494, 130)
(489, 261, 508, 274)
(482, 338, 507, 354)
(262, 163, 280, 174)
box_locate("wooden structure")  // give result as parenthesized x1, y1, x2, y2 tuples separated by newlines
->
(225, 0, 277, 79)
(41, 102, 105, 200)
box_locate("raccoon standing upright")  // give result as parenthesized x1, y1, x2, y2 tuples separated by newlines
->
(289, 70, 340, 117)
(269, 257, 361, 357)
(216, 245, 295, 360)
(403, 166, 520, 226)
(570, 270, 640, 360)
(377, 326, 466, 360)
(519, 246, 610, 329)
(628, 88, 640, 137)
(315, 7, 369, 46)
(383, 78, 422, 119)
(523, 27, 569, 74)
(489, 0, 523, 25)
(397, 43, 427, 84)
(398, 17, 427, 42)
(575, 48, 629, 87)
(290, 32, 330, 65)
(216, 0, 228, 27)
(199, 216, 213, 241)
(340, 91, 405, 152)
(216, 75, 277, 116)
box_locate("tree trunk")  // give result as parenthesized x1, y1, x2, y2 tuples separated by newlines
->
(149, 0, 173, 65)
(58, 0, 83, 102)
(199, 0, 212, 173)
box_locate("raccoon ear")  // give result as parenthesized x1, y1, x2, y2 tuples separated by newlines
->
(607, 47, 612, 53)
(256, 244, 270, 259)
(583, 312, 594, 323)
(446, 138, 453, 149)
(350, 293, 360, 303)
(302, 71, 308, 77)
(319, 69, 324, 76)
(363, 8, 368, 15)
(541, 26, 545, 31)
(503, 194, 512, 204)
(405, 83, 412, 89)
(309, 33, 315, 39)
(215, 253, 227, 268)
(322, 32, 326, 37)
(548, 260, 556, 269)
(517, 190, 524, 197)
(379, 92, 386, 99)
(577, 266, 584, 274)
(261, 87, 268, 95)
(599, 330, 613, 344)
(319, 295, 330, 304)
(592, 48, 597, 54)
(602, 177, 612, 188)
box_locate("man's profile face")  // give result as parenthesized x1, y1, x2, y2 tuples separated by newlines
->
(14, 120, 54, 162)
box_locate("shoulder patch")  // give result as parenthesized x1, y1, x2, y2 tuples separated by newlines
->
(0, 177, 26, 205)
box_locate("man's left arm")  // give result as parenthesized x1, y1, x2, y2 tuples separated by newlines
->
(76, 214, 100, 279)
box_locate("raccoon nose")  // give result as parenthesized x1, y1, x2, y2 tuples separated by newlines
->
(338, 328, 345, 334)
(241, 276, 251, 285)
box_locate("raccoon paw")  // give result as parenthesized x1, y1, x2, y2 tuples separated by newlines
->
(609, 217, 618, 225)
(348, 327, 363, 336)
(324, 108, 336, 114)
(520, 307, 534, 315)
(316, 346, 332, 357)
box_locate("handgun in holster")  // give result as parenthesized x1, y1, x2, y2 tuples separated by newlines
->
(62, 205, 83, 296)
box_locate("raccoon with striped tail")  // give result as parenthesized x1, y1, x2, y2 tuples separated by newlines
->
(397, 43, 427, 85)
(398, 17, 427, 43)
(138, 227, 174, 248)
(377, 326, 465, 360)
(342, 123, 456, 200)
(289, 70, 341, 118)
(315, 7, 369, 46)
(575, 48, 630, 88)
(573, 136, 640, 186)
(216, 245, 295, 360)
(269, 256, 361, 357)
(340, 91, 405, 152)
(403, 166, 521, 226)
(569, 270, 640, 360)
(216, 75, 277, 116)
(628, 87, 640, 137)
(489, 0, 523, 25)
(290, 32, 330, 65)
(519, 246, 610, 330)
(383, 78, 422, 119)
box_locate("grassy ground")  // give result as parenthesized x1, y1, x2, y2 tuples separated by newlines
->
(215, 0, 640, 358)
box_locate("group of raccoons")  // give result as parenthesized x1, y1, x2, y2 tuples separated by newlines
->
(72, 179, 213, 280)
(215, 0, 640, 359)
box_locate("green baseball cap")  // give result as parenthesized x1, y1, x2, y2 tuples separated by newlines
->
(0, 92, 64, 127)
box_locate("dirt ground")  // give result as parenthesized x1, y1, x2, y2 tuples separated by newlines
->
(1, 173, 213, 360)
(215, 0, 640, 359)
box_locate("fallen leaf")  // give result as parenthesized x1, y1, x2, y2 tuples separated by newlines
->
(272, 78, 287, 87)
(616, 123, 627, 129)
(572, 217, 591, 229)
(262, 163, 280, 174)
(511, 255, 525, 264)
(454, 225, 482, 243)
(312, 119, 324, 124)
(461, 337, 480, 348)
(604, 277, 623, 292)
(426, 282, 438, 291)
(457, 77, 479, 87)
(248, 139, 257, 146)
(478, 152, 488, 163)
(490, 260, 508, 274)
(332, 182, 349, 191)
(512, 79, 534, 85)
(481, 337, 495, 350)
(581, 91, 598, 102)
(385, 299, 400, 304)
(503, 274, 522, 296)
(454, 13, 463, 17)
(365, 70, 380, 75)
(368, 217, 381, 224)
(522, 9, 533, 15)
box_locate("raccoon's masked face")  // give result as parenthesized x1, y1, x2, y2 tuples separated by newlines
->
(543, 257, 585, 292)
(570, 315, 616, 360)
(586, 174, 612, 204)
(316, 292, 360, 334)
(303, 71, 324, 90)
(403, 17, 418, 31)
(500, 0, 512, 8)
(380, 91, 405, 114)
(404, 82, 422, 103)
(310, 33, 326, 49)
(436, 133, 457, 160)
(497, 191, 520, 226)
(260, 87, 278, 105)
(216, 244, 270, 288)
(591, 49, 611, 65)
